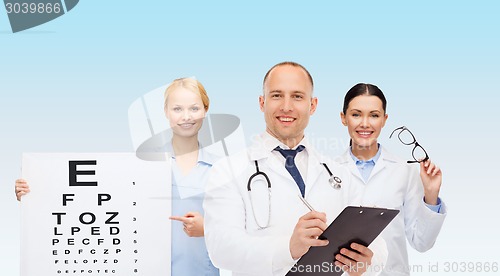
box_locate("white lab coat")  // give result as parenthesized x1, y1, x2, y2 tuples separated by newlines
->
(204, 133, 387, 276)
(335, 147, 447, 276)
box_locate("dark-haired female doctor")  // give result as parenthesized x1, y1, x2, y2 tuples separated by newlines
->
(336, 83, 446, 276)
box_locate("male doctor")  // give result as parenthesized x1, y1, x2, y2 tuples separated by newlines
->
(203, 62, 386, 275)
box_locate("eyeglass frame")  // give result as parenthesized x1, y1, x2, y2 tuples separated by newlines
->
(389, 126, 429, 164)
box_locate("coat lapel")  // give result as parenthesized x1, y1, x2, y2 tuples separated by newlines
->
(337, 148, 395, 184)
(248, 140, 294, 184)
(337, 150, 365, 183)
(367, 147, 397, 182)
(304, 148, 325, 196)
(248, 133, 333, 196)
(367, 156, 387, 183)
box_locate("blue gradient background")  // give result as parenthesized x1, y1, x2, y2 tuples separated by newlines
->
(1, 1, 499, 274)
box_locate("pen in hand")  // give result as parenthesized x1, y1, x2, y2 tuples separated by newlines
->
(298, 195, 328, 240)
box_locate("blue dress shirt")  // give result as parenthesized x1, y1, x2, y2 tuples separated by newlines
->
(349, 146, 381, 183)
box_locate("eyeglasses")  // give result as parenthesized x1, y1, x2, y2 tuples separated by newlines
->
(389, 126, 429, 164)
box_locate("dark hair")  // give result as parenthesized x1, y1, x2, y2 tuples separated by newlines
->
(342, 83, 387, 114)
(263, 61, 314, 89)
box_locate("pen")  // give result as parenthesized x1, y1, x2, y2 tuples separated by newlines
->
(298, 195, 316, 212)
(298, 195, 328, 240)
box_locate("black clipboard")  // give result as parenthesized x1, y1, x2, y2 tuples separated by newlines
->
(287, 206, 399, 275)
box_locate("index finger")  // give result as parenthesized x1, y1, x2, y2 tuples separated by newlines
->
(301, 211, 327, 223)
(350, 243, 373, 257)
(169, 216, 190, 223)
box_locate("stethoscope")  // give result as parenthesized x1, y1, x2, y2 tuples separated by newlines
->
(247, 160, 342, 229)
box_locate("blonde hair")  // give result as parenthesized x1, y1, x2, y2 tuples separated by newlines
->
(164, 77, 210, 113)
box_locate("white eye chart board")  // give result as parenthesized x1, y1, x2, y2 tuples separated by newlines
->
(20, 153, 171, 276)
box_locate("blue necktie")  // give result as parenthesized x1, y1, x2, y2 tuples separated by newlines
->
(275, 145, 306, 197)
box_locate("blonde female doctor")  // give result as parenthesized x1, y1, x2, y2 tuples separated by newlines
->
(336, 83, 446, 276)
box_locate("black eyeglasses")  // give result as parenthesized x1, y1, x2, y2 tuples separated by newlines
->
(389, 126, 429, 164)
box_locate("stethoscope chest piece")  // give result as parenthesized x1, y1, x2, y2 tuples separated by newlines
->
(329, 176, 342, 189)
(322, 162, 342, 190)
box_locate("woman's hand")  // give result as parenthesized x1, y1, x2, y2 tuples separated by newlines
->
(169, 211, 205, 237)
(420, 159, 442, 205)
(15, 179, 30, 201)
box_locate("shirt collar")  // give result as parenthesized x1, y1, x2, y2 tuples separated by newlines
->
(166, 141, 215, 166)
(349, 143, 381, 165)
(261, 131, 310, 152)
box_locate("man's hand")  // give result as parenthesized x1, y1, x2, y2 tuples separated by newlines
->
(289, 211, 329, 260)
(335, 243, 373, 276)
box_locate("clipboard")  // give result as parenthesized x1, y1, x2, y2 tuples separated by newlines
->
(287, 206, 399, 275)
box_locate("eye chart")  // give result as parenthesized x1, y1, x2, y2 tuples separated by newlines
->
(20, 153, 171, 276)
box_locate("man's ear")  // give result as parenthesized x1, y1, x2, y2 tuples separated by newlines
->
(309, 97, 318, 115)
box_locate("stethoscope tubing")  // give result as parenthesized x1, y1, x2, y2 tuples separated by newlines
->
(247, 160, 342, 229)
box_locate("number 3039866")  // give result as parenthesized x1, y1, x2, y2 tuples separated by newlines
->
(5, 2, 62, 14)
(443, 262, 498, 273)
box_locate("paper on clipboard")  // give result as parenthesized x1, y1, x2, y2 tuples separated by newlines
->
(287, 206, 399, 276)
